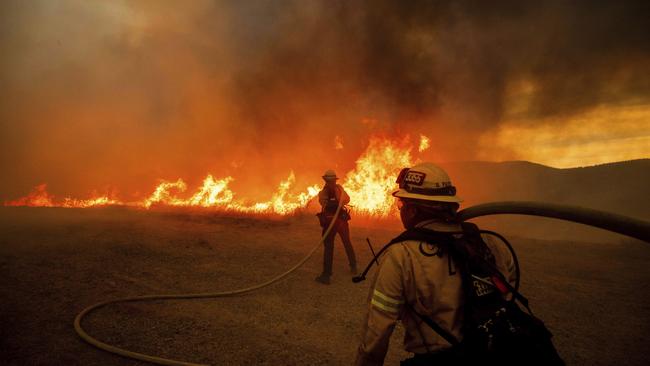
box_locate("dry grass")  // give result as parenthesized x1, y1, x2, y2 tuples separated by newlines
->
(1, 207, 648, 365)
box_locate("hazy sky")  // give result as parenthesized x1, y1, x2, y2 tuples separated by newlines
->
(1, 0, 648, 199)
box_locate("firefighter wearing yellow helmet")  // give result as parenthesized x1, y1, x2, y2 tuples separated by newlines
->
(315, 169, 357, 285)
(355, 162, 517, 365)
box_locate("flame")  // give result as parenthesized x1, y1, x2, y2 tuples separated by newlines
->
(3, 184, 122, 208)
(4, 184, 54, 207)
(342, 137, 414, 217)
(143, 179, 188, 208)
(140, 172, 319, 215)
(5, 135, 426, 217)
(61, 196, 122, 208)
(245, 172, 320, 215)
(142, 176, 235, 209)
(419, 134, 430, 152)
(334, 135, 344, 150)
(188, 176, 234, 207)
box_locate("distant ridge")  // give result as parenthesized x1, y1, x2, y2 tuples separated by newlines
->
(441, 159, 649, 220)
(446, 158, 649, 170)
(565, 158, 649, 170)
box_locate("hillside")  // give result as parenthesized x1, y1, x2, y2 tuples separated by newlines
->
(443, 159, 649, 218)
(441, 159, 650, 241)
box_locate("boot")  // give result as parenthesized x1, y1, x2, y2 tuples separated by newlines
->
(350, 264, 358, 275)
(315, 274, 331, 285)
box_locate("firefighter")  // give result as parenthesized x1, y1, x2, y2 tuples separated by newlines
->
(315, 169, 357, 285)
(355, 162, 517, 365)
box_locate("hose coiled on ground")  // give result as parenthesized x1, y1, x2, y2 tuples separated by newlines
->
(74, 200, 344, 366)
(74, 201, 650, 365)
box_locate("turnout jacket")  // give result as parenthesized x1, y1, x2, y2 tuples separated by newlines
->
(355, 219, 517, 366)
(318, 184, 350, 211)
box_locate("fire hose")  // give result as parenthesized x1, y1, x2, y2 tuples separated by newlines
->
(74, 201, 650, 365)
(457, 201, 650, 243)
(74, 201, 344, 366)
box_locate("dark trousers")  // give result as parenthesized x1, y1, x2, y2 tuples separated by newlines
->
(321, 219, 356, 276)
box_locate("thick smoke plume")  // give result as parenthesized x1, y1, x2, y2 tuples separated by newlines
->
(1, 0, 648, 200)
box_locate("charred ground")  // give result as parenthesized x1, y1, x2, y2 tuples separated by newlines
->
(1, 206, 649, 365)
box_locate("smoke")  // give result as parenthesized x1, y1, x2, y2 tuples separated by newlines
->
(1, 0, 648, 199)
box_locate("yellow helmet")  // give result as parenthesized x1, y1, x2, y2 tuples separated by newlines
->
(392, 162, 462, 203)
(322, 169, 338, 181)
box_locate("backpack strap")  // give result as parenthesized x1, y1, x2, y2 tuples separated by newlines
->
(352, 227, 458, 283)
(404, 301, 460, 347)
(395, 227, 463, 347)
(456, 223, 531, 312)
(405, 225, 527, 308)
(406, 224, 534, 339)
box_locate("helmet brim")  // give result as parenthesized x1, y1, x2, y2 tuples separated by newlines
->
(322, 176, 338, 180)
(392, 189, 463, 203)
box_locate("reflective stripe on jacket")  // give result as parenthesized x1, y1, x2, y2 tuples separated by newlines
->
(355, 220, 516, 366)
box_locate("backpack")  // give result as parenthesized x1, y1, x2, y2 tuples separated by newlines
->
(316, 186, 350, 227)
(394, 222, 564, 366)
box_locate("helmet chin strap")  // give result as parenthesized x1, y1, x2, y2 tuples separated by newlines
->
(399, 205, 416, 229)
(400, 202, 456, 229)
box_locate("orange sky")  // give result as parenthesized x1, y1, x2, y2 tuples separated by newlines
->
(479, 82, 650, 168)
(0, 1, 648, 200)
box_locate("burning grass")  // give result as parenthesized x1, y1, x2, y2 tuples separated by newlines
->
(5, 135, 429, 218)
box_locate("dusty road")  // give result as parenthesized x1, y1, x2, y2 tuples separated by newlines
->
(1, 207, 649, 365)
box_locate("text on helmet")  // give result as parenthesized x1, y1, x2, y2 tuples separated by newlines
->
(404, 171, 426, 186)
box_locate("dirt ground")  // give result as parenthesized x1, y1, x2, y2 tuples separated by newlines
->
(1, 207, 649, 365)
